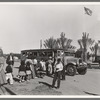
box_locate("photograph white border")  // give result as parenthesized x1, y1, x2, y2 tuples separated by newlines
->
(0, 2, 100, 98)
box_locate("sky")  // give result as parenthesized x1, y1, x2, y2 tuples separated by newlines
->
(0, 3, 100, 54)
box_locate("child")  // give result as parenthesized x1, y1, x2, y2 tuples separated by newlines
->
(18, 61, 26, 83)
(26, 61, 32, 81)
(37, 60, 44, 78)
(5, 63, 13, 85)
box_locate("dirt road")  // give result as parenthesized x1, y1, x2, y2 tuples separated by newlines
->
(34, 69, 100, 96)
(2, 61, 100, 96)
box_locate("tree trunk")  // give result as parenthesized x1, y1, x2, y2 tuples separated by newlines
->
(83, 49, 87, 62)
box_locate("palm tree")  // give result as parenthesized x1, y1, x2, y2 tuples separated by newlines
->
(57, 32, 76, 50)
(78, 39, 83, 50)
(78, 32, 94, 62)
(78, 39, 84, 60)
(94, 43, 99, 61)
(43, 37, 58, 49)
(90, 42, 99, 62)
(0, 48, 4, 57)
(43, 32, 76, 51)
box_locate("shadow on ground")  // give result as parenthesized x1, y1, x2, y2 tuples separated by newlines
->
(3, 85, 17, 95)
(30, 81, 62, 95)
(83, 91, 100, 96)
(13, 77, 20, 82)
(39, 81, 52, 87)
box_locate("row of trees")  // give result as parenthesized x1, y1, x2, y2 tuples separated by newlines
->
(43, 32, 100, 62)
(0, 32, 99, 62)
(44, 32, 76, 50)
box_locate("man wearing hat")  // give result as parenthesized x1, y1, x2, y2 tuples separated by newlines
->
(46, 56, 53, 76)
(52, 58, 63, 89)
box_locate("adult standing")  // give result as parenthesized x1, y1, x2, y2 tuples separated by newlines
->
(52, 58, 63, 89)
(31, 64, 36, 79)
(0, 49, 8, 95)
(6, 53, 14, 77)
(61, 57, 66, 80)
(25, 59, 36, 79)
(21, 53, 27, 65)
(40, 59, 46, 71)
(46, 57, 53, 76)
(6, 53, 14, 68)
(36, 60, 43, 78)
(61, 65, 66, 80)
(33, 57, 38, 77)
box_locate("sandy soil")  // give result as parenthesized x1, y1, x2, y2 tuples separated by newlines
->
(1, 61, 100, 96)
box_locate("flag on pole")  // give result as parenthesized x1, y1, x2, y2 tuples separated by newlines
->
(84, 7, 92, 16)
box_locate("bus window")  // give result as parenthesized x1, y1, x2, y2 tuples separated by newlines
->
(47, 52, 53, 57)
(41, 52, 47, 57)
(57, 50, 64, 56)
(64, 52, 75, 56)
(39, 52, 43, 57)
(57, 51, 61, 56)
(34, 52, 37, 57)
(22, 52, 26, 56)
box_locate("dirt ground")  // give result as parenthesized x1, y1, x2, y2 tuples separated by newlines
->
(2, 61, 100, 96)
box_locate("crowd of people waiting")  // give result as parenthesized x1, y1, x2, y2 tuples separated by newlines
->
(17, 55, 55, 83)
(17, 54, 66, 89)
(18, 57, 46, 82)
(16, 53, 66, 89)
(0, 52, 66, 94)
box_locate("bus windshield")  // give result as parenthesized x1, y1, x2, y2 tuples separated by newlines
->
(64, 52, 75, 57)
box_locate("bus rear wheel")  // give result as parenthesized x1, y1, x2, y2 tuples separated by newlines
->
(77, 68, 87, 75)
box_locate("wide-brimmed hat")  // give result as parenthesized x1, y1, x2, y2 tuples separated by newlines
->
(49, 56, 52, 59)
(25, 59, 33, 64)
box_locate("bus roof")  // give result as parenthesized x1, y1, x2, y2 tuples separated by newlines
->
(21, 48, 75, 53)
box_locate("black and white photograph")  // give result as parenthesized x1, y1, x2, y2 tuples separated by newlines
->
(0, 2, 99, 97)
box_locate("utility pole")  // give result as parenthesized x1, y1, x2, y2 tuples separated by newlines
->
(40, 39, 42, 49)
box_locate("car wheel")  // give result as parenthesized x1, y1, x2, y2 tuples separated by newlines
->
(87, 63, 92, 69)
(77, 68, 87, 75)
(66, 65, 76, 76)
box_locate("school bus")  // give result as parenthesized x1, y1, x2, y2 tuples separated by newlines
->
(21, 49, 75, 61)
(21, 49, 87, 76)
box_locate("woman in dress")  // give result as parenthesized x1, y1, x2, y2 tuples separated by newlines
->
(25, 61, 32, 81)
(18, 61, 26, 82)
(25, 59, 36, 79)
(6, 53, 14, 68)
(0, 49, 7, 95)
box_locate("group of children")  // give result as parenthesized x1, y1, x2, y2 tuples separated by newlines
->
(5, 62, 13, 85)
(5, 56, 55, 85)
(18, 58, 47, 83)
(18, 61, 33, 82)
(4, 54, 65, 90)
(5, 59, 46, 85)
